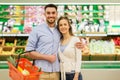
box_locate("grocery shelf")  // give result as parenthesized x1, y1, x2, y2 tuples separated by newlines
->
(1, 33, 120, 37)
(1, 61, 120, 69)
(82, 61, 120, 69)
(81, 10, 104, 13)
(107, 33, 120, 36)
(64, 10, 104, 13)
(16, 34, 29, 36)
(75, 33, 107, 36)
(0, 34, 29, 37)
(0, 33, 107, 37)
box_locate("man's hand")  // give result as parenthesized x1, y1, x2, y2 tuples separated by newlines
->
(24, 52, 30, 57)
(24, 51, 36, 59)
(75, 42, 84, 49)
(48, 54, 56, 63)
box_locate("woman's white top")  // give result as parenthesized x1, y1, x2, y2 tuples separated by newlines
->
(58, 36, 82, 80)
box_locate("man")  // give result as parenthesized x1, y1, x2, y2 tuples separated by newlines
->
(25, 4, 60, 80)
(25, 4, 84, 80)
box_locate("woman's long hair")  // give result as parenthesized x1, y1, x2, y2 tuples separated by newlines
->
(57, 16, 73, 39)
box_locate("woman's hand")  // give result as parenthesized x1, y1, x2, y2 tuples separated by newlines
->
(73, 76, 78, 80)
(73, 72, 79, 80)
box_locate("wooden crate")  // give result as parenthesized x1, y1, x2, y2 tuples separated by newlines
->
(0, 38, 4, 46)
(15, 37, 27, 47)
(3, 37, 16, 47)
(116, 54, 120, 60)
(82, 53, 90, 61)
(1, 46, 14, 55)
(0, 47, 2, 54)
(14, 46, 25, 54)
(90, 54, 116, 61)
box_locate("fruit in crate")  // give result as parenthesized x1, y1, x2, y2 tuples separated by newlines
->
(16, 39, 26, 46)
(113, 37, 120, 46)
(5, 42, 14, 46)
(115, 48, 120, 54)
(15, 48, 24, 54)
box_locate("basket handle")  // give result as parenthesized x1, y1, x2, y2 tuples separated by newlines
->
(16, 50, 35, 68)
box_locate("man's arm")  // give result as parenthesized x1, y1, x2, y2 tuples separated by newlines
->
(24, 51, 56, 63)
(75, 37, 89, 54)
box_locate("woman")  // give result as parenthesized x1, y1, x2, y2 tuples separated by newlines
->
(57, 16, 82, 80)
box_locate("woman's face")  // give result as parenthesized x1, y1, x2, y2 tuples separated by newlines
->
(58, 19, 70, 34)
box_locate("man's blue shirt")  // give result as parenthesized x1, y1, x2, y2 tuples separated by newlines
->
(26, 22, 60, 72)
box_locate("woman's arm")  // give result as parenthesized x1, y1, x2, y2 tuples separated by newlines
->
(74, 72, 79, 80)
(73, 47, 81, 80)
(75, 47, 82, 72)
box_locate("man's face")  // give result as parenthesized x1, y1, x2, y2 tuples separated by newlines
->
(45, 7, 58, 24)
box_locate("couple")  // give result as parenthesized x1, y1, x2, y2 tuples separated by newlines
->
(25, 4, 83, 80)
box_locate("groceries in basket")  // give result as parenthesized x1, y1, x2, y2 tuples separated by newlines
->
(7, 55, 42, 75)
(7, 54, 42, 80)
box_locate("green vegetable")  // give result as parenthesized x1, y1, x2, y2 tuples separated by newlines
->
(15, 48, 24, 54)
(7, 56, 16, 66)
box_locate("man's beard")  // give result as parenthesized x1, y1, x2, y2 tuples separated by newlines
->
(47, 19, 55, 24)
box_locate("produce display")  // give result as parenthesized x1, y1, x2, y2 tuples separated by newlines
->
(115, 47, 120, 54)
(5, 42, 14, 46)
(3, 38, 15, 47)
(113, 37, 120, 46)
(0, 4, 120, 61)
(1, 5, 120, 34)
(15, 48, 24, 54)
(0, 40, 2, 46)
(89, 38, 115, 54)
(0, 37, 26, 55)
(16, 38, 27, 46)
(2, 47, 14, 55)
(1, 36, 120, 55)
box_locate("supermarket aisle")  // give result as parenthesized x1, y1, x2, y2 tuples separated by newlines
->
(1, 69, 120, 80)
(0, 69, 10, 80)
(81, 69, 120, 80)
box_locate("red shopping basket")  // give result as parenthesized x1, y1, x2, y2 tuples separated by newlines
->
(8, 53, 42, 80)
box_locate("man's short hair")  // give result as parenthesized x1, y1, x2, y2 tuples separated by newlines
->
(44, 4, 57, 11)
